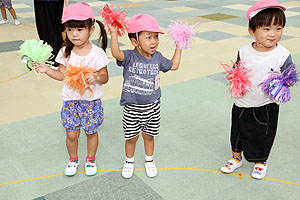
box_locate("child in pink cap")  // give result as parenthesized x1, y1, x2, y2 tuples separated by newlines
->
(35, 2, 110, 177)
(220, 0, 294, 179)
(110, 14, 182, 179)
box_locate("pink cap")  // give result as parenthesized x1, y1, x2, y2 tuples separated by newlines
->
(247, 0, 286, 21)
(62, 2, 94, 24)
(126, 14, 164, 34)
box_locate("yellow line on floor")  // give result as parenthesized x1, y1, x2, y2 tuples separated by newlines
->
(0, 173, 64, 186)
(0, 71, 31, 84)
(0, 167, 300, 186)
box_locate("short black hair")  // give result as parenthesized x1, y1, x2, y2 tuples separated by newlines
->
(128, 32, 141, 40)
(249, 8, 286, 31)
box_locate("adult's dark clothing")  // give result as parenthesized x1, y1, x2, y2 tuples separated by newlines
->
(34, 0, 64, 62)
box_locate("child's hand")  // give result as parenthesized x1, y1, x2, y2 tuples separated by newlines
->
(108, 25, 117, 34)
(175, 44, 182, 51)
(33, 62, 48, 73)
(85, 72, 97, 85)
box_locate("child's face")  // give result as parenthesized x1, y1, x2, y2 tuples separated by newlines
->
(249, 19, 283, 52)
(66, 26, 94, 47)
(134, 31, 159, 58)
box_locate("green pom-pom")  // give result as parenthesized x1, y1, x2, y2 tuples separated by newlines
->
(19, 39, 53, 63)
(19, 39, 53, 80)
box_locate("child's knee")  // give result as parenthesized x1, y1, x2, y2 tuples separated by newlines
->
(126, 135, 139, 144)
(142, 133, 153, 140)
(67, 131, 80, 141)
(85, 131, 98, 138)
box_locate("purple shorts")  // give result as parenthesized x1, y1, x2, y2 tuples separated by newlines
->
(0, 0, 12, 9)
(61, 99, 104, 134)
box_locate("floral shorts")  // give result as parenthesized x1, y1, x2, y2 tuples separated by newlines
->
(61, 99, 103, 134)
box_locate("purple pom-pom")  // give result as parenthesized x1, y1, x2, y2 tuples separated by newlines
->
(260, 64, 299, 103)
(168, 21, 200, 50)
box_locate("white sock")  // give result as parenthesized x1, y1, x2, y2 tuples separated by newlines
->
(126, 157, 134, 163)
(145, 155, 153, 162)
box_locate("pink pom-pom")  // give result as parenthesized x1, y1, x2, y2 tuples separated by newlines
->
(99, 4, 128, 37)
(221, 60, 251, 97)
(168, 21, 200, 50)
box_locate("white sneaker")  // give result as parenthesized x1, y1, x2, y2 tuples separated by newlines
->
(122, 161, 134, 179)
(85, 160, 97, 176)
(145, 160, 157, 178)
(64, 160, 79, 176)
(0, 19, 8, 25)
(220, 157, 243, 173)
(252, 162, 267, 179)
(14, 19, 20, 26)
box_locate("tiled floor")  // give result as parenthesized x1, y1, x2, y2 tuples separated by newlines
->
(1, 0, 300, 199)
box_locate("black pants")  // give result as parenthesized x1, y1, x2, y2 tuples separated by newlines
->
(34, 0, 64, 61)
(230, 103, 279, 162)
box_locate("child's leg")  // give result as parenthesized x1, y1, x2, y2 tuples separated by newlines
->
(64, 130, 80, 176)
(86, 132, 99, 157)
(84, 132, 98, 176)
(125, 135, 139, 158)
(122, 136, 139, 179)
(7, 8, 17, 19)
(142, 132, 154, 156)
(0, 6, 7, 19)
(220, 104, 243, 173)
(66, 130, 80, 158)
(142, 132, 157, 177)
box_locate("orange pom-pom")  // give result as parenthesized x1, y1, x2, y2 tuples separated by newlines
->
(64, 65, 96, 95)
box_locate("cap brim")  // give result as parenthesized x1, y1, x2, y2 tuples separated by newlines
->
(144, 28, 165, 34)
(62, 16, 91, 24)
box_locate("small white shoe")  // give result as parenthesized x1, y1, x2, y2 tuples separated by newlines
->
(252, 162, 267, 179)
(64, 161, 79, 176)
(85, 160, 97, 176)
(0, 19, 9, 25)
(145, 160, 157, 178)
(122, 161, 134, 179)
(220, 157, 242, 173)
(14, 19, 20, 26)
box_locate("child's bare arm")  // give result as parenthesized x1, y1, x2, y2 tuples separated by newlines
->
(170, 46, 182, 71)
(35, 63, 66, 81)
(109, 27, 124, 61)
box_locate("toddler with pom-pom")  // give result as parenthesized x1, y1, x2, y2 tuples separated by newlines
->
(220, 0, 295, 180)
(34, 2, 110, 177)
(109, 13, 182, 179)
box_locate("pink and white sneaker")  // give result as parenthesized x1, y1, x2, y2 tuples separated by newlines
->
(64, 160, 79, 176)
(220, 157, 242, 173)
(85, 159, 97, 176)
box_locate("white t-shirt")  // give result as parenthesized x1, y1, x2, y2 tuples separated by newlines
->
(234, 43, 292, 108)
(56, 42, 110, 101)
